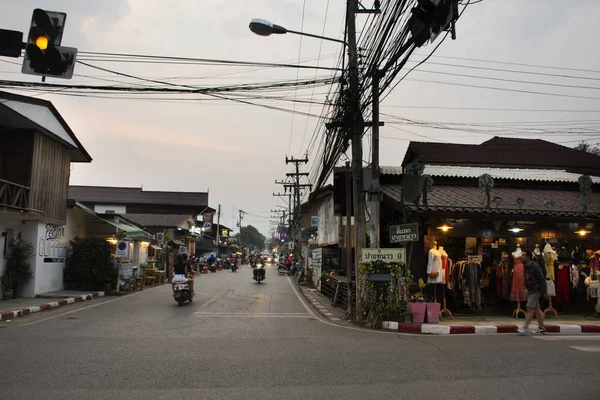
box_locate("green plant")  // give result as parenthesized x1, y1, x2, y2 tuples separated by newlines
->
(65, 237, 116, 290)
(6, 233, 34, 287)
(1, 274, 12, 291)
(410, 278, 426, 302)
(359, 261, 410, 327)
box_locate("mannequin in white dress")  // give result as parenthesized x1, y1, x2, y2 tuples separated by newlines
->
(427, 241, 443, 284)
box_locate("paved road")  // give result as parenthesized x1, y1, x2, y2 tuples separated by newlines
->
(0, 263, 597, 400)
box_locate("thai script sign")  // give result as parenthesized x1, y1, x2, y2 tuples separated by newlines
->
(389, 223, 419, 243)
(361, 248, 406, 263)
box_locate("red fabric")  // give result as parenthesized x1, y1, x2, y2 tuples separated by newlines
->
(556, 266, 570, 304)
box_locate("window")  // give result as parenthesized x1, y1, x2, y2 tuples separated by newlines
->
(3, 228, 14, 259)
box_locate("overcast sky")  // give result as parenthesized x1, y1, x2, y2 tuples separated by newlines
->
(1, 0, 599, 236)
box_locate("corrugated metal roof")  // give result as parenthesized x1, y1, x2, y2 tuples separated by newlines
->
(69, 186, 208, 206)
(381, 183, 600, 218)
(422, 165, 600, 183)
(380, 165, 600, 183)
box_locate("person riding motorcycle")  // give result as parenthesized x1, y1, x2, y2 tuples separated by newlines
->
(172, 254, 194, 296)
(253, 257, 266, 281)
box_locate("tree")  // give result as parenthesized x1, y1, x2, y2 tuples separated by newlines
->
(574, 141, 600, 155)
(240, 225, 266, 250)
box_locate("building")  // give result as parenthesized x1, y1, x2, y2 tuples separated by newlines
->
(0, 91, 91, 297)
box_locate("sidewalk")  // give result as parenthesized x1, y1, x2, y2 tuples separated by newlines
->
(298, 285, 351, 324)
(383, 315, 600, 335)
(1, 290, 106, 321)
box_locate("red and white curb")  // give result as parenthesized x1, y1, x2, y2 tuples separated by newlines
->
(382, 321, 600, 335)
(0, 292, 105, 322)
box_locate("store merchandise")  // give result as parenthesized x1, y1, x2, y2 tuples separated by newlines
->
(427, 242, 443, 284)
(510, 246, 527, 302)
(555, 264, 570, 304)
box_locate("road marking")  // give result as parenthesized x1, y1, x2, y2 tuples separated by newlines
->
(10, 285, 165, 328)
(569, 345, 600, 353)
(533, 335, 600, 341)
(193, 312, 311, 318)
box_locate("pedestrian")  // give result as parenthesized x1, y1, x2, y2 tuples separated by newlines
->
(518, 249, 548, 335)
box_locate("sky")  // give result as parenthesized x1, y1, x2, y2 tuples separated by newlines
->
(1, 0, 599, 236)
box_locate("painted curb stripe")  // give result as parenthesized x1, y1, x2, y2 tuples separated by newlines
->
(383, 321, 600, 335)
(0, 292, 104, 321)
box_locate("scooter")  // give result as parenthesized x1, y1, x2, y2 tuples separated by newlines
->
(231, 262, 238, 272)
(277, 263, 293, 276)
(253, 263, 266, 283)
(172, 274, 194, 306)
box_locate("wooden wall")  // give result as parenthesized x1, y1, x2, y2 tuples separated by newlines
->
(29, 133, 71, 223)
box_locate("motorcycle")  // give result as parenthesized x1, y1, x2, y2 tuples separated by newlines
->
(277, 262, 293, 276)
(250, 257, 256, 268)
(253, 262, 266, 283)
(172, 274, 193, 306)
(231, 262, 238, 272)
(208, 261, 217, 273)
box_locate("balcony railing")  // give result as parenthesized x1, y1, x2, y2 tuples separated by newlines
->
(0, 178, 29, 210)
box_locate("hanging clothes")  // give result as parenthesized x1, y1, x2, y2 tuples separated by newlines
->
(439, 248, 449, 285)
(496, 256, 509, 300)
(555, 264, 570, 304)
(510, 256, 527, 301)
(544, 252, 555, 281)
(463, 262, 482, 308)
(570, 265, 580, 289)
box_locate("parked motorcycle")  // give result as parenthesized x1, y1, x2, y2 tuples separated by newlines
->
(208, 261, 217, 273)
(253, 262, 266, 283)
(277, 263, 293, 276)
(172, 275, 193, 306)
(231, 262, 238, 272)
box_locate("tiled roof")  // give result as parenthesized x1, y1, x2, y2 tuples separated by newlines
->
(69, 186, 208, 206)
(119, 213, 194, 228)
(402, 137, 600, 175)
(380, 165, 600, 183)
(381, 183, 600, 217)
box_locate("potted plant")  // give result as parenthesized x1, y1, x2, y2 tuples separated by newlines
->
(409, 278, 427, 323)
(6, 233, 34, 299)
(1, 274, 13, 300)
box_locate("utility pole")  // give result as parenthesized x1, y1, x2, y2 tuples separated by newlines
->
(344, 161, 353, 316)
(285, 155, 310, 252)
(370, 68, 383, 248)
(238, 210, 245, 247)
(216, 204, 221, 257)
(347, 0, 365, 321)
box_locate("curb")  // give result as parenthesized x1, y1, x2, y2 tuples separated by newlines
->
(301, 288, 344, 322)
(0, 291, 105, 322)
(382, 321, 600, 335)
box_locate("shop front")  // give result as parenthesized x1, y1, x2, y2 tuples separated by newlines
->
(381, 182, 600, 320)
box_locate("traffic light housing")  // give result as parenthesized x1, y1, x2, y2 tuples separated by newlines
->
(21, 8, 77, 79)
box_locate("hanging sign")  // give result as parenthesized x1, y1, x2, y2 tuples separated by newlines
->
(116, 240, 130, 258)
(311, 216, 318, 227)
(361, 248, 406, 263)
(468, 255, 483, 263)
(389, 223, 419, 243)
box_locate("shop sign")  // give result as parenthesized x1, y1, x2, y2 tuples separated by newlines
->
(116, 240, 130, 258)
(220, 229, 229, 238)
(361, 248, 406, 263)
(311, 215, 318, 227)
(39, 224, 67, 263)
(468, 255, 483, 263)
(389, 223, 419, 243)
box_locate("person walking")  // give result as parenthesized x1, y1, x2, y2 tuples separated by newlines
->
(518, 249, 549, 335)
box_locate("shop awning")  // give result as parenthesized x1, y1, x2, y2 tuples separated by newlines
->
(150, 244, 162, 250)
(382, 184, 600, 218)
(75, 202, 150, 239)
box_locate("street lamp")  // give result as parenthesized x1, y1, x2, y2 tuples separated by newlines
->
(249, 18, 347, 46)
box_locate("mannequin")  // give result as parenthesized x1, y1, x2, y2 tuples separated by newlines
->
(427, 241, 443, 285)
(544, 244, 556, 281)
(533, 244, 541, 258)
(511, 244, 527, 318)
(437, 246, 452, 320)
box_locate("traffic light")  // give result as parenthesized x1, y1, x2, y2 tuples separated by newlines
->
(21, 8, 77, 79)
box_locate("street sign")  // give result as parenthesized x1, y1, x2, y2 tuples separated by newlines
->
(179, 246, 187, 254)
(361, 248, 406, 264)
(156, 232, 164, 242)
(116, 240, 129, 258)
(311, 215, 318, 227)
(203, 222, 212, 229)
(389, 223, 419, 243)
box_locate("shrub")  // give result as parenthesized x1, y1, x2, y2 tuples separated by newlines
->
(65, 237, 116, 290)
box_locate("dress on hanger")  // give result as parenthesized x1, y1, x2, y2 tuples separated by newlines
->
(510, 255, 527, 301)
(427, 248, 443, 284)
(439, 248, 449, 285)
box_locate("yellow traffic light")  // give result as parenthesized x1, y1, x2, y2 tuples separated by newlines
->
(35, 35, 48, 50)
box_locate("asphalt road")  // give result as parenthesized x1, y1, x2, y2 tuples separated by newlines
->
(0, 263, 597, 400)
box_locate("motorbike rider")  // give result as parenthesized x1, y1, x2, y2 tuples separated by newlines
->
(172, 254, 194, 296)
(253, 257, 266, 281)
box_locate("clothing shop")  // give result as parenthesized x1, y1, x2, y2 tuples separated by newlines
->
(418, 215, 600, 318)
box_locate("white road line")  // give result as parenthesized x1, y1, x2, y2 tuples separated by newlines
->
(569, 345, 600, 352)
(11, 285, 165, 328)
(533, 335, 600, 341)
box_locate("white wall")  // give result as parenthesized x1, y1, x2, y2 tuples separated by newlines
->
(94, 204, 127, 214)
(317, 196, 340, 246)
(31, 222, 68, 296)
(65, 207, 88, 242)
